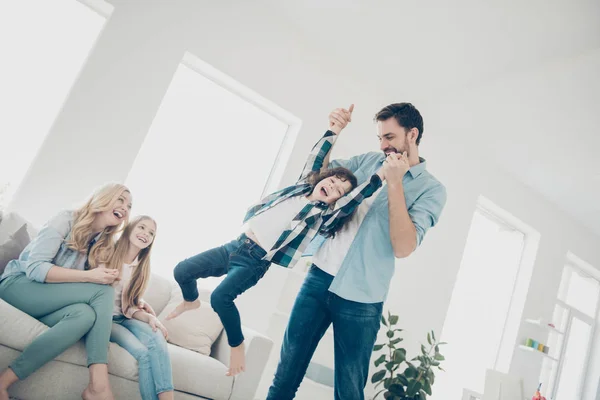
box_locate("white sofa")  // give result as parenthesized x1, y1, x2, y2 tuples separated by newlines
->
(0, 212, 273, 400)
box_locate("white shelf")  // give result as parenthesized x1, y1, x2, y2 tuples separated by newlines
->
(518, 345, 558, 362)
(524, 319, 564, 334)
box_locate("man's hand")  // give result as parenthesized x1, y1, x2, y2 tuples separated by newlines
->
(376, 165, 386, 181)
(382, 152, 410, 186)
(328, 104, 354, 135)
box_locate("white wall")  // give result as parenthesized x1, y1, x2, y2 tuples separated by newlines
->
(10, 0, 384, 227)
(9, 1, 600, 398)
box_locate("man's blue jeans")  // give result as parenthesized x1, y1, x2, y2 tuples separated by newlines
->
(267, 265, 383, 400)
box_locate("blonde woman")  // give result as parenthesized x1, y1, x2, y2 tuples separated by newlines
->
(0, 183, 133, 400)
(107, 216, 173, 400)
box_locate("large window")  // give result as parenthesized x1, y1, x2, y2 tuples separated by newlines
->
(0, 0, 111, 208)
(125, 52, 300, 282)
(540, 257, 599, 399)
(435, 197, 539, 399)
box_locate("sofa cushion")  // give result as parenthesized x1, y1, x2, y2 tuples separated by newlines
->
(0, 299, 232, 399)
(143, 273, 172, 317)
(0, 212, 38, 244)
(158, 284, 224, 356)
(0, 299, 48, 352)
(0, 224, 30, 275)
(0, 298, 111, 369)
(169, 343, 233, 399)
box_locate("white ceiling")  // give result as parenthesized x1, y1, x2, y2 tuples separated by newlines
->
(264, 0, 600, 236)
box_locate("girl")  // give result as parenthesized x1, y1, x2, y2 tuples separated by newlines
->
(167, 129, 385, 377)
(0, 183, 132, 400)
(107, 216, 174, 400)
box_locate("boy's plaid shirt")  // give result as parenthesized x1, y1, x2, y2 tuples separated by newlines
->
(243, 130, 382, 268)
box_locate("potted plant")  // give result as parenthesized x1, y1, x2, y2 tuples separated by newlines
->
(371, 312, 446, 400)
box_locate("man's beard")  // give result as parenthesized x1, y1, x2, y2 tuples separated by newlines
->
(383, 138, 409, 157)
(383, 147, 405, 157)
(382, 146, 397, 155)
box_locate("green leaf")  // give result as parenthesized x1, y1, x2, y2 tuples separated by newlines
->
(431, 360, 440, 366)
(384, 377, 393, 389)
(374, 344, 385, 351)
(404, 366, 418, 379)
(406, 380, 422, 396)
(397, 375, 409, 386)
(435, 345, 440, 353)
(427, 332, 432, 345)
(394, 328, 404, 332)
(423, 379, 432, 395)
(381, 315, 388, 327)
(389, 315, 399, 325)
(387, 330, 395, 338)
(388, 383, 405, 395)
(438, 342, 448, 345)
(393, 348, 406, 363)
(438, 366, 446, 372)
(427, 369, 435, 384)
(390, 337, 404, 345)
(434, 353, 445, 361)
(421, 344, 427, 355)
(371, 370, 387, 383)
(431, 330, 436, 341)
(418, 391, 427, 400)
(385, 362, 396, 372)
(374, 354, 387, 367)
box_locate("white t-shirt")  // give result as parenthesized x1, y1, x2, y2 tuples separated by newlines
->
(112, 262, 135, 316)
(247, 196, 309, 251)
(313, 184, 385, 276)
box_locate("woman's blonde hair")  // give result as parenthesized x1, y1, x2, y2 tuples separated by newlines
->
(108, 215, 156, 310)
(67, 183, 130, 268)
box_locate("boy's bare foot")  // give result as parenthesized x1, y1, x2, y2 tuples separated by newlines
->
(0, 388, 9, 400)
(166, 299, 200, 320)
(82, 385, 114, 400)
(226, 342, 246, 376)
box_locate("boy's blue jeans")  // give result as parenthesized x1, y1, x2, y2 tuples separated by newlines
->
(173, 234, 270, 347)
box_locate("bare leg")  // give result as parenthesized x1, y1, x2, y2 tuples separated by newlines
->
(158, 390, 175, 400)
(165, 299, 200, 320)
(226, 342, 246, 377)
(82, 364, 114, 400)
(0, 368, 18, 400)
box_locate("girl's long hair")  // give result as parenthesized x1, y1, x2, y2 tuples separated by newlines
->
(108, 215, 156, 310)
(306, 167, 358, 238)
(67, 183, 130, 268)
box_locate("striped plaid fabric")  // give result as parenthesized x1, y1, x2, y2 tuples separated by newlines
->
(243, 130, 382, 268)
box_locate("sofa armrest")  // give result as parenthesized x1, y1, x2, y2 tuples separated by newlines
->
(212, 326, 273, 400)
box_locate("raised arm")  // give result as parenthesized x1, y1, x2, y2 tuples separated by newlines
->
(297, 131, 339, 182)
(320, 169, 384, 234)
(320, 104, 354, 172)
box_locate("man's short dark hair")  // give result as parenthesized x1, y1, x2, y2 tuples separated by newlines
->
(374, 103, 424, 145)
